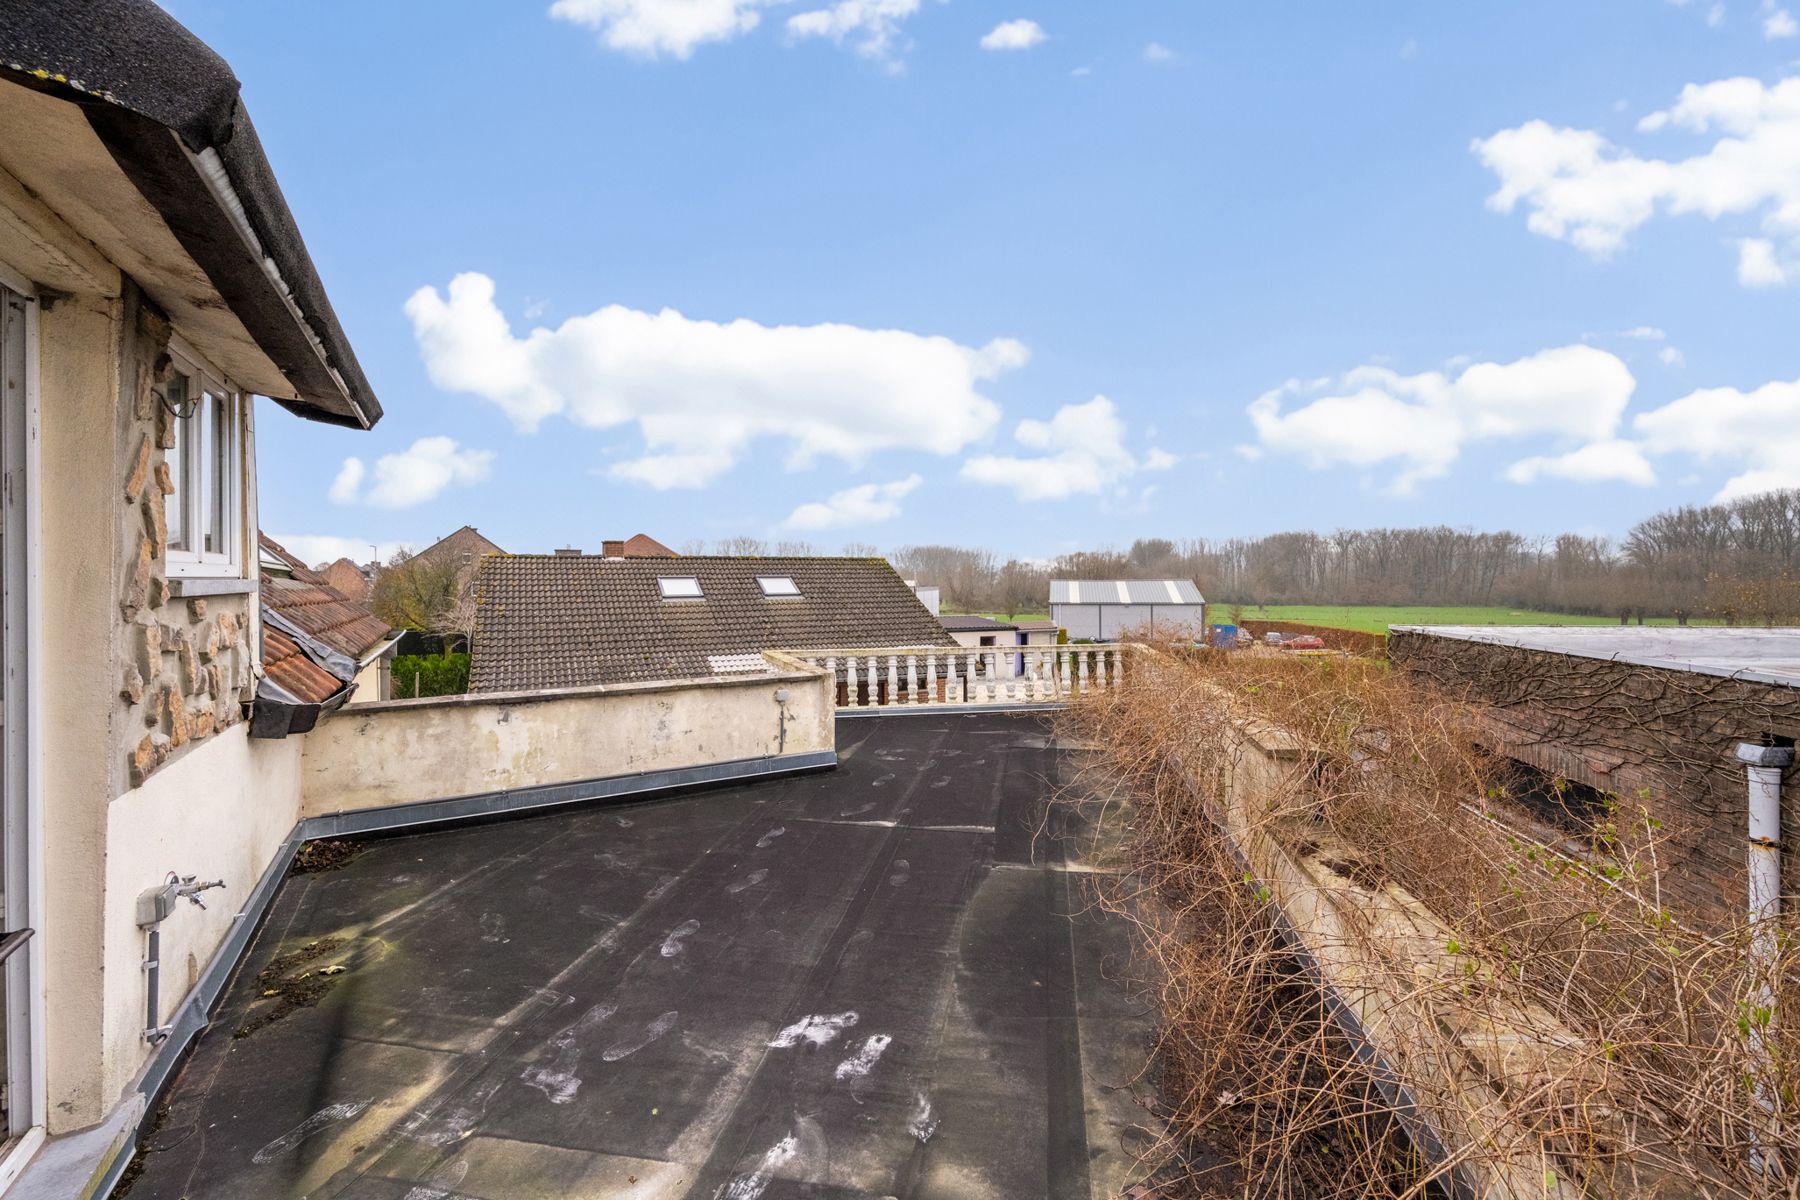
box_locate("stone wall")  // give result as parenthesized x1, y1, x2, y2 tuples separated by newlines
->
(1390, 630, 1800, 928)
(114, 301, 253, 789)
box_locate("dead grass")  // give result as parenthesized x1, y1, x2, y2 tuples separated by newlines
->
(1063, 648, 1798, 1199)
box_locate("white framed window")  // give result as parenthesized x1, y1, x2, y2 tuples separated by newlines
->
(657, 577, 703, 599)
(164, 346, 244, 578)
(756, 576, 800, 597)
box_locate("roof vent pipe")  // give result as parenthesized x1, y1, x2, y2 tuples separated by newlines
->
(1736, 739, 1792, 1164)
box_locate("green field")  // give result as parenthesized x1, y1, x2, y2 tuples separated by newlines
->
(1215, 605, 1708, 635)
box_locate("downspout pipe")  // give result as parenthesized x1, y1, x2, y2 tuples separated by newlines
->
(1736, 739, 1792, 1156)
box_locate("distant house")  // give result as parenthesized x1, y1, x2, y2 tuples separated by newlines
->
(472, 555, 954, 692)
(601, 532, 678, 558)
(941, 614, 1060, 677)
(409, 524, 505, 580)
(321, 556, 375, 601)
(259, 535, 400, 710)
(1050, 579, 1206, 641)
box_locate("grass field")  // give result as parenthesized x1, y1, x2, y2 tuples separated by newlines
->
(1216, 605, 1707, 635)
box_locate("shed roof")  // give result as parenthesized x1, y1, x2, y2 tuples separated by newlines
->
(1392, 625, 1800, 690)
(0, 0, 380, 427)
(1050, 579, 1204, 605)
(471, 556, 955, 693)
(940, 614, 1018, 633)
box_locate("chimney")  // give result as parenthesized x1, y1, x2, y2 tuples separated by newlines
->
(554, 547, 582, 556)
(602, 539, 626, 558)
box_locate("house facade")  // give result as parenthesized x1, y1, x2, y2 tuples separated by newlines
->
(0, 4, 384, 1186)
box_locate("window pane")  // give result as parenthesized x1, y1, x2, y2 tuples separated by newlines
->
(166, 374, 189, 551)
(197, 391, 216, 555)
(657, 577, 702, 598)
(206, 391, 228, 555)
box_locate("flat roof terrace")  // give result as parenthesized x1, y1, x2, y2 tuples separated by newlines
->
(120, 712, 1153, 1199)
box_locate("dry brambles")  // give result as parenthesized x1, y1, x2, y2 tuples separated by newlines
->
(1062, 648, 1797, 1200)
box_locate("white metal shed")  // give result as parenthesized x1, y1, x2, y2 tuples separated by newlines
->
(1049, 579, 1205, 641)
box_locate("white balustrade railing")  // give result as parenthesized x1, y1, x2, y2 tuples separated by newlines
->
(773, 645, 1130, 710)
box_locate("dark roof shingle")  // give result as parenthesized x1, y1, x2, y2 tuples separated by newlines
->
(471, 556, 955, 693)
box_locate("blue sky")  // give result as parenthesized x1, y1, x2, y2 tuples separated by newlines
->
(173, 1, 1800, 563)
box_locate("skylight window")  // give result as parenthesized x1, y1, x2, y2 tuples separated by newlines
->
(657, 577, 703, 599)
(757, 576, 801, 597)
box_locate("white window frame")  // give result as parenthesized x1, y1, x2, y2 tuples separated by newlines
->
(756, 576, 800, 597)
(657, 577, 703, 599)
(0, 258, 48, 1183)
(162, 338, 246, 579)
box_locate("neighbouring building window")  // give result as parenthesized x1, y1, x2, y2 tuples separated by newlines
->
(657, 577, 703, 599)
(166, 350, 244, 576)
(756, 576, 800, 597)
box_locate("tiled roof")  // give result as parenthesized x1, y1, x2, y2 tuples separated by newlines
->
(260, 626, 346, 705)
(623, 533, 677, 558)
(471, 556, 957, 693)
(259, 534, 394, 661)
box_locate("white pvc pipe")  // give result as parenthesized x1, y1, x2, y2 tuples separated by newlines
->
(1736, 740, 1792, 1155)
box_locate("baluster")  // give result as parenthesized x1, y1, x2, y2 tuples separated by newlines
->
(885, 654, 897, 707)
(961, 651, 974, 703)
(859, 655, 873, 708)
(925, 652, 937, 704)
(825, 656, 838, 706)
(1078, 650, 1090, 695)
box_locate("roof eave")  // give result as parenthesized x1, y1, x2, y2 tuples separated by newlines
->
(76, 102, 377, 428)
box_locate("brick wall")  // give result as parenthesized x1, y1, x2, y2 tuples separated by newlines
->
(116, 302, 253, 788)
(1390, 630, 1800, 928)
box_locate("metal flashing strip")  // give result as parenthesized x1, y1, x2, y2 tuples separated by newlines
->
(75, 749, 836, 1200)
(300, 751, 837, 840)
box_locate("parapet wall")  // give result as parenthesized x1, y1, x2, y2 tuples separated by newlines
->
(299, 663, 835, 818)
(1388, 628, 1800, 927)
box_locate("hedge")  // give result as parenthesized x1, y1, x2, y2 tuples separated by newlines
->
(391, 653, 470, 698)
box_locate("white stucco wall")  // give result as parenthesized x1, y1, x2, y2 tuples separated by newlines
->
(300, 667, 835, 818)
(100, 727, 302, 1104)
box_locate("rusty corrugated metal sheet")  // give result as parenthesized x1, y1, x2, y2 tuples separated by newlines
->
(262, 626, 346, 705)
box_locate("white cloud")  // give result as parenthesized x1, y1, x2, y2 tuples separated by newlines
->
(1070, 65, 1092, 77)
(271, 534, 409, 569)
(548, 0, 777, 58)
(784, 473, 921, 529)
(980, 18, 1046, 51)
(1765, 7, 1799, 38)
(1635, 376, 1800, 500)
(1474, 75, 1800, 282)
(1243, 345, 1637, 495)
(1142, 41, 1177, 63)
(407, 272, 1024, 491)
(1505, 440, 1656, 486)
(328, 457, 365, 505)
(1736, 236, 1795, 285)
(787, 0, 921, 64)
(1622, 325, 1667, 340)
(961, 395, 1171, 501)
(1659, 345, 1686, 367)
(330, 436, 494, 509)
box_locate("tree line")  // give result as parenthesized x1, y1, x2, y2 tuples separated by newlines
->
(369, 488, 1800, 638)
(892, 489, 1800, 623)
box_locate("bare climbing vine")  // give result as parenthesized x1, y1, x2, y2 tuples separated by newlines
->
(1063, 648, 1798, 1200)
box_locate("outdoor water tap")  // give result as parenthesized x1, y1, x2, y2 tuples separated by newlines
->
(176, 876, 227, 911)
